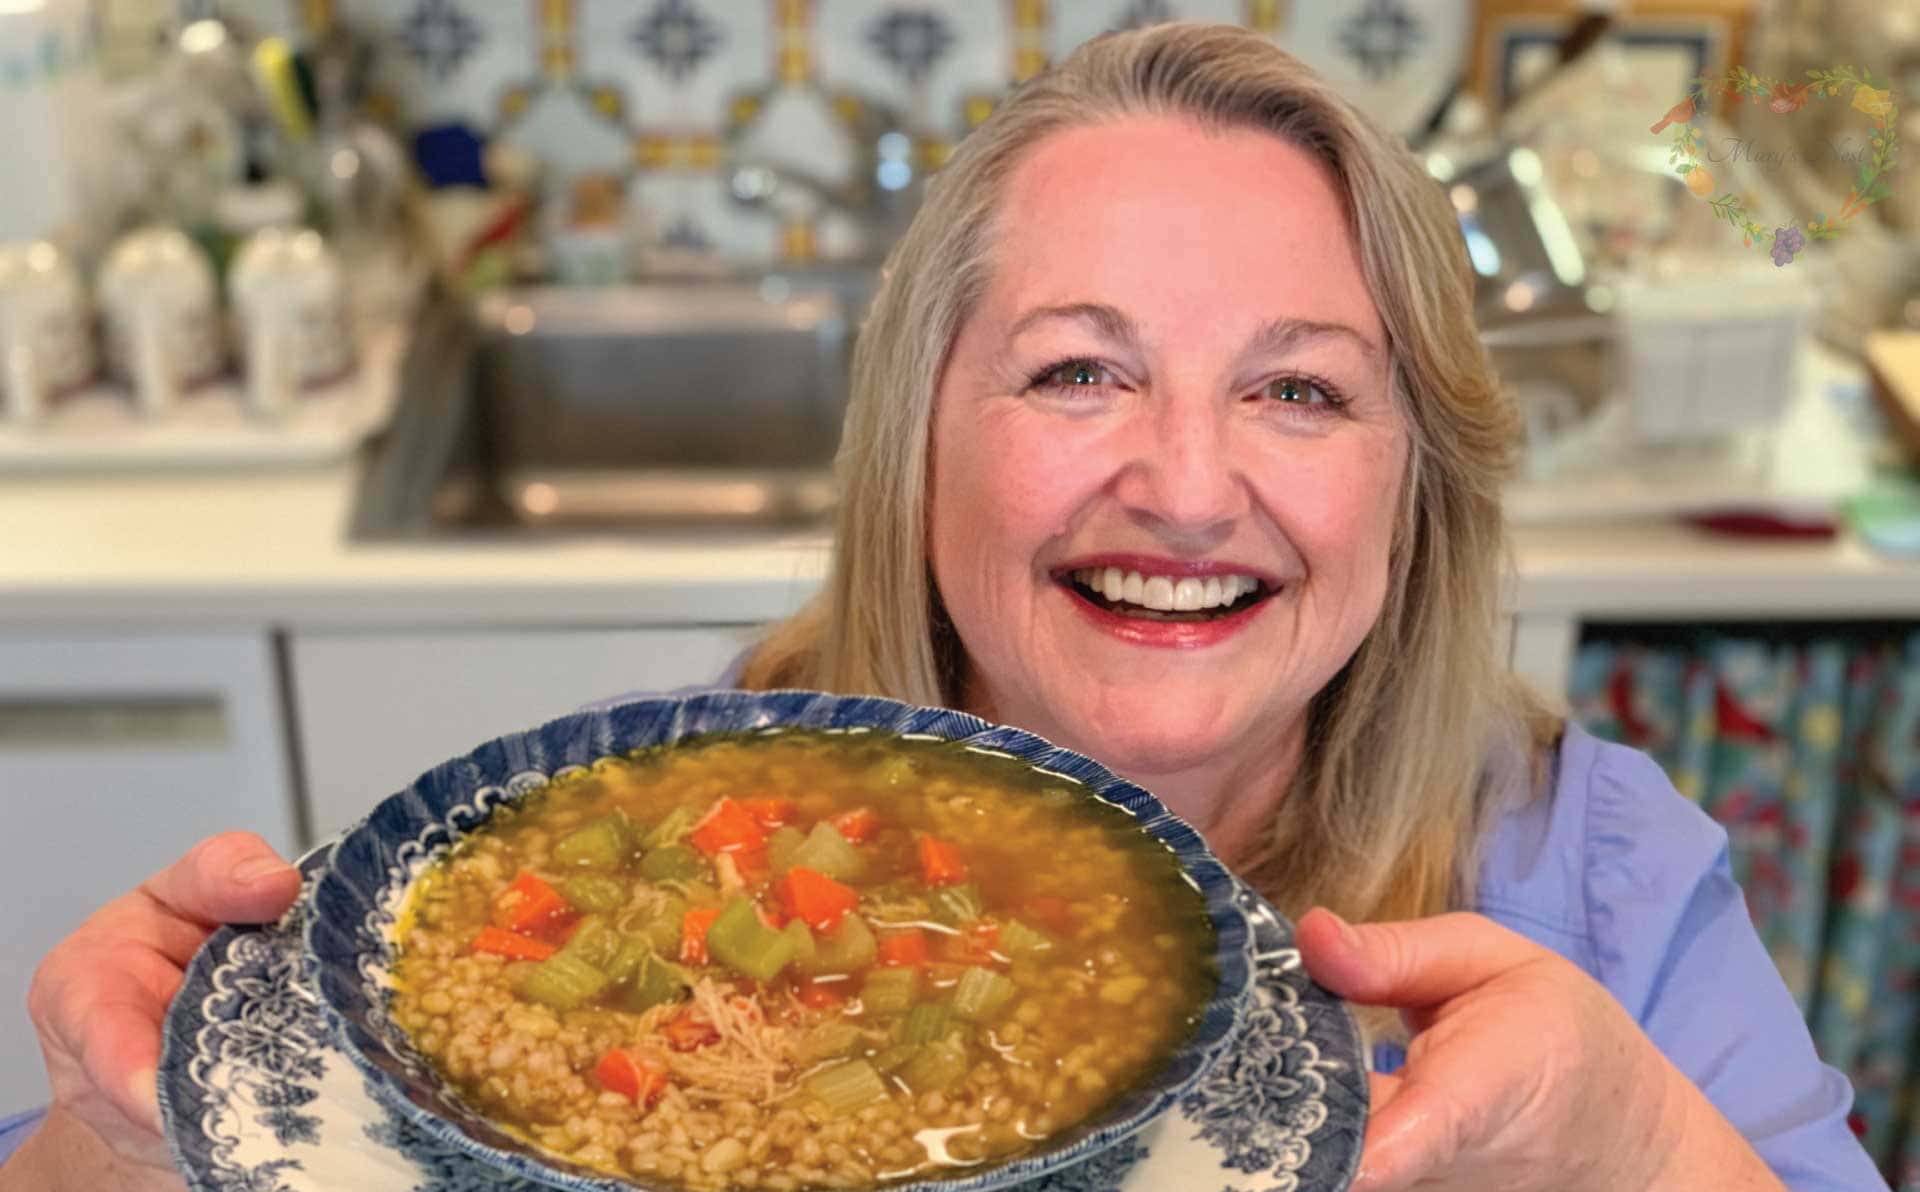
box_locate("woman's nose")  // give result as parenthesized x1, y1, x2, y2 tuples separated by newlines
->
(1111, 392, 1250, 541)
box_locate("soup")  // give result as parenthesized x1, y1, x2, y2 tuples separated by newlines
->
(391, 729, 1216, 1190)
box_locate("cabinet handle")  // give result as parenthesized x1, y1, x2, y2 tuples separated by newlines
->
(0, 695, 229, 748)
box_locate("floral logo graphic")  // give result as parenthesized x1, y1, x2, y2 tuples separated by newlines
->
(1654, 66, 1901, 265)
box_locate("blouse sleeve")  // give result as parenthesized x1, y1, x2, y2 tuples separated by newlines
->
(1582, 740, 1884, 1191)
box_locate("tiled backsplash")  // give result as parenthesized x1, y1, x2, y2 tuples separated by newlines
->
(162, 0, 1466, 265)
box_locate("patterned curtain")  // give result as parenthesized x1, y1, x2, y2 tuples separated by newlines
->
(1569, 627, 1920, 1185)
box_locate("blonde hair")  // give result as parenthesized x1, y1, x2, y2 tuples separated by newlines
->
(742, 22, 1561, 931)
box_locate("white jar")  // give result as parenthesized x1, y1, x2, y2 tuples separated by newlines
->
(228, 227, 355, 417)
(97, 226, 223, 415)
(0, 241, 94, 422)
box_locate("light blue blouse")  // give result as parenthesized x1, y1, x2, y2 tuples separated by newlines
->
(0, 720, 1883, 1188)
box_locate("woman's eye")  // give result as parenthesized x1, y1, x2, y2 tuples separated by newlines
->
(1262, 375, 1344, 410)
(1034, 359, 1113, 390)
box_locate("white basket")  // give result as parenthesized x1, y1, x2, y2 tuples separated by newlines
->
(1613, 265, 1817, 443)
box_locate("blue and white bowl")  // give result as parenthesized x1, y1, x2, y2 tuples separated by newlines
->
(305, 689, 1259, 1191)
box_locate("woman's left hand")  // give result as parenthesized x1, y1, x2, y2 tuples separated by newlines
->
(1296, 909, 1786, 1192)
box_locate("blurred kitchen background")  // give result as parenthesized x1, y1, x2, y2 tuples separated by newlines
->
(1, 0, 1919, 1178)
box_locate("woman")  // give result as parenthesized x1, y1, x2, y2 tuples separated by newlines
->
(2, 23, 1883, 1191)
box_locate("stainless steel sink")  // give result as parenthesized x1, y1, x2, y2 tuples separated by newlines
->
(352, 271, 872, 538)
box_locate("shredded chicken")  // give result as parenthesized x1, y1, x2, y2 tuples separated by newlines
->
(635, 979, 799, 1102)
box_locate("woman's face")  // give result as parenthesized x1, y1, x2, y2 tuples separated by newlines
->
(928, 115, 1408, 786)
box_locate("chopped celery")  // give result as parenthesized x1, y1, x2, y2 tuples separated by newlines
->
(622, 952, 689, 1013)
(795, 1020, 863, 1064)
(766, 825, 806, 873)
(642, 805, 695, 850)
(787, 822, 864, 882)
(997, 918, 1054, 958)
(558, 915, 621, 972)
(899, 1002, 951, 1046)
(898, 1036, 969, 1095)
(517, 952, 611, 1010)
(870, 1042, 918, 1074)
(638, 895, 687, 954)
(605, 934, 654, 985)
(862, 966, 919, 1016)
(707, 898, 798, 983)
(559, 873, 628, 913)
(677, 879, 721, 907)
(783, 920, 816, 970)
(929, 884, 984, 925)
(803, 1060, 889, 1116)
(639, 844, 705, 883)
(950, 966, 1017, 1023)
(553, 810, 635, 870)
(798, 914, 876, 974)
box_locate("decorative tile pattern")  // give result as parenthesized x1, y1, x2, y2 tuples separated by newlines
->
(399, 0, 483, 82)
(1335, 0, 1423, 81)
(266, 0, 1461, 265)
(864, 7, 956, 86)
(630, 0, 725, 84)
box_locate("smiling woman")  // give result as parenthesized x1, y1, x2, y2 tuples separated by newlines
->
(0, 20, 1888, 1192)
(742, 28, 1520, 931)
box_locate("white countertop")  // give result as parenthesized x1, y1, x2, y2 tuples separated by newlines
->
(1, 455, 1916, 631)
(0, 461, 831, 629)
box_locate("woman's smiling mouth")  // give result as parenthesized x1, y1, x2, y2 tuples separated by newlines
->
(1062, 566, 1272, 621)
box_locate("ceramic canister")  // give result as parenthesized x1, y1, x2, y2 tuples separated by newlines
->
(97, 225, 223, 415)
(227, 227, 355, 416)
(0, 240, 94, 422)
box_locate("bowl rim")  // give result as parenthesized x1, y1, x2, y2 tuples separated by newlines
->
(304, 687, 1258, 1192)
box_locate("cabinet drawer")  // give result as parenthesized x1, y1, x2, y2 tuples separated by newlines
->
(290, 626, 756, 842)
(0, 631, 297, 1113)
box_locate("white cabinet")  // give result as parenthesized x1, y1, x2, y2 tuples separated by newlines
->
(0, 631, 298, 1114)
(289, 626, 758, 842)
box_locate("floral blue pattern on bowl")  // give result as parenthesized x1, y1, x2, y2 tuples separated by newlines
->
(302, 690, 1305, 1190)
(164, 840, 1364, 1191)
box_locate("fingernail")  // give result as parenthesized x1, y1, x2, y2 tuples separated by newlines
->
(235, 856, 290, 884)
(1326, 910, 1362, 950)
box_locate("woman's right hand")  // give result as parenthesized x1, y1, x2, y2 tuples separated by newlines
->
(6, 832, 301, 1190)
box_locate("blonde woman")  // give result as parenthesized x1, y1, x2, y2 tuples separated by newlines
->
(5, 23, 1881, 1192)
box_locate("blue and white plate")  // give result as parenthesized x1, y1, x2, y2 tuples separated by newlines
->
(162, 691, 1367, 1192)
(160, 846, 1364, 1192)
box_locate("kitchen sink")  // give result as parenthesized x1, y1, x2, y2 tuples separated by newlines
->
(351, 270, 872, 539)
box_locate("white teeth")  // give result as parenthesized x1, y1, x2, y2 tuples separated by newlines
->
(1069, 566, 1265, 612)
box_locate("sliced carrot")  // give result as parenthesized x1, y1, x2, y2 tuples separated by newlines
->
(741, 798, 796, 829)
(494, 870, 572, 934)
(1022, 895, 1073, 932)
(594, 1048, 668, 1107)
(689, 797, 768, 857)
(831, 807, 879, 844)
(877, 927, 929, 968)
(681, 906, 721, 966)
(916, 836, 969, 887)
(775, 866, 860, 933)
(941, 920, 1002, 966)
(470, 925, 557, 962)
(664, 1010, 720, 1051)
